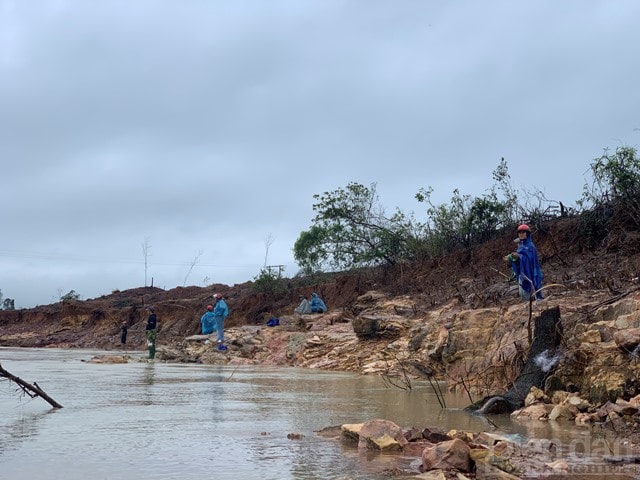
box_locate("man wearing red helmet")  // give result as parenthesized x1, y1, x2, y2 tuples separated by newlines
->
(200, 304, 216, 335)
(505, 224, 543, 301)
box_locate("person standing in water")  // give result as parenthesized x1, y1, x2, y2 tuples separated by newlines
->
(145, 306, 158, 359)
(120, 321, 128, 351)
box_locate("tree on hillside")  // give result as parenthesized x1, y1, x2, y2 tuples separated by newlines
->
(0, 290, 12, 310)
(576, 145, 640, 247)
(183, 249, 203, 286)
(263, 233, 275, 267)
(142, 237, 152, 287)
(582, 145, 640, 227)
(294, 182, 420, 274)
(252, 265, 287, 295)
(60, 290, 80, 301)
(415, 159, 518, 255)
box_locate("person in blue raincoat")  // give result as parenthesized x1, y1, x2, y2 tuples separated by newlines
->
(505, 224, 543, 301)
(200, 304, 216, 335)
(212, 293, 229, 347)
(309, 292, 327, 313)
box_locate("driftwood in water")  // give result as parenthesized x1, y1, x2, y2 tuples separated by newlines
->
(604, 455, 640, 465)
(466, 306, 563, 415)
(0, 362, 63, 409)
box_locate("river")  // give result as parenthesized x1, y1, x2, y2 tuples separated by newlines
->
(0, 347, 632, 479)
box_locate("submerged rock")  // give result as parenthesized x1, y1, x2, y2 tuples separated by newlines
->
(86, 355, 129, 364)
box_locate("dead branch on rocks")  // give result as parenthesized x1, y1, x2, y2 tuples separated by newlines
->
(381, 351, 413, 391)
(587, 285, 640, 313)
(0, 362, 63, 409)
(445, 344, 525, 402)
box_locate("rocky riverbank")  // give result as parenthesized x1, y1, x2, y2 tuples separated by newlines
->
(71, 283, 640, 478)
(3, 216, 640, 477)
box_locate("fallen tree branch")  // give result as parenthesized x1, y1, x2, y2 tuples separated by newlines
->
(0, 362, 63, 409)
(587, 286, 640, 313)
(604, 455, 640, 465)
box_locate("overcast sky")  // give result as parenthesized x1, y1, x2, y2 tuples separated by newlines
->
(1, 1, 639, 308)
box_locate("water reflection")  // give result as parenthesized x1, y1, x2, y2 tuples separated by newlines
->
(142, 363, 155, 385)
(0, 409, 52, 456)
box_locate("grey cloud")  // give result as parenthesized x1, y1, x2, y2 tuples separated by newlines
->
(2, 1, 640, 307)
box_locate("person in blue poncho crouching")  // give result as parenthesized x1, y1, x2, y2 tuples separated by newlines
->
(200, 304, 216, 335)
(505, 223, 543, 301)
(310, 293, 327, 313)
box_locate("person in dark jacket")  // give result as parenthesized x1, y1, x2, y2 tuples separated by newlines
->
(145, 306, 158, 359)
(505, 224, 543, 301)
(120, 321, 128, 350)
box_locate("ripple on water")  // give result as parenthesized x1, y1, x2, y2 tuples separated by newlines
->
(1, 347, 620, 479)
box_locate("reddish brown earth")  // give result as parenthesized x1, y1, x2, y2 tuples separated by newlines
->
(3, 215, 640, 479)
(1, 215, 639, 355)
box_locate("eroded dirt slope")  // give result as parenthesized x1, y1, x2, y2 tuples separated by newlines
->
(1, 215, 639, 357)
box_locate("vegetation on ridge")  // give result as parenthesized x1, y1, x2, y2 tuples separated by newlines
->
(293, 145, 640, 279)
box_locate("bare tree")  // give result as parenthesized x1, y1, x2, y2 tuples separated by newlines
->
(183, 250, 203, 286)
(142, 237, 151, 287)
(263, 233, 274, 267)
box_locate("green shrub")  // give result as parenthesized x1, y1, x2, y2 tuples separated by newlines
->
(252, 268, 288, 295)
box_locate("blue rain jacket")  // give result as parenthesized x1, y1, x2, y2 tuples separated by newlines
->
(310, 293, 327, 313)
(213, 299, 229, 343)
(200, 311, 216, 334)
(511, 236, 543, 299)
(213, 299, 229, 320)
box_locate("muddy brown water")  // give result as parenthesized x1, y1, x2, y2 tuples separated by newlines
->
(0, 347, 635, 479)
